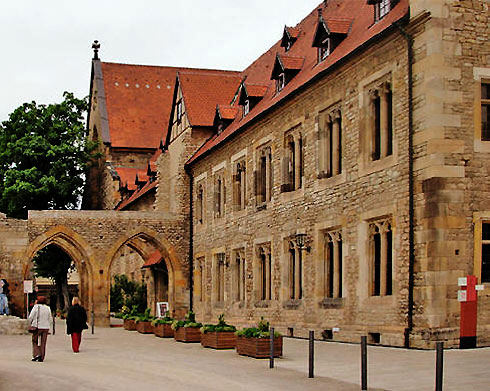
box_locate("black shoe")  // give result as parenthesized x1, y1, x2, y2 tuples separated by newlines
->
(31, 356, 41, 362)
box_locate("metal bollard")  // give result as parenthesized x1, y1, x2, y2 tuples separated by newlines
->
(309, 330, 314, 378)
(361, 336, 368, 391)
(52, 314, 56, 335)
(435, 341, 444, 391)
(270, 327, 275, 369)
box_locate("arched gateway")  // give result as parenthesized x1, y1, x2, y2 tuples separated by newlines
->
(5, 210, 189, 325)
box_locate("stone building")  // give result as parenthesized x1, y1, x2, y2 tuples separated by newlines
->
(1, 0, 487, 348)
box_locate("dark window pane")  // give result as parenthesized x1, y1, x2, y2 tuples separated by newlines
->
(482, 223, 490, 240)
(373, 233, 381, 296)
(482, 244, 490, 283)
(482, 104, 490, 141)
(482, 83, 490, 100)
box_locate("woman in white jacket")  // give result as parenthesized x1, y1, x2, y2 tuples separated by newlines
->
(28, 296, 52, 362)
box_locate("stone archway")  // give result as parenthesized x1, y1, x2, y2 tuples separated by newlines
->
(104, 227, 187, 318)
(23, 226, 96, 316)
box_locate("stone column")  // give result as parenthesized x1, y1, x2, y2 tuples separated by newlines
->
(332, 112, 340, 176)
(294, 135, 302, 189)
(380, 85, 389, 158)
(265, 149, 271, 202)
(380, 228, 387, 296)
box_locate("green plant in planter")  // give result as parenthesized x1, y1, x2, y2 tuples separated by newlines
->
(171, 310, 202, 330)
(201, 313, 236, 333)
(151, 311, 174, 326)
(236, 317, 281, 339)
(122, 305, 139, 320)
(136, 308, 154, 323)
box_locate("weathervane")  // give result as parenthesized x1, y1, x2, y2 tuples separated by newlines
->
(92, 40, 100, 60)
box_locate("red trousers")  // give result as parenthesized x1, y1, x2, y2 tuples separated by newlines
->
(71, 332, 82, 352)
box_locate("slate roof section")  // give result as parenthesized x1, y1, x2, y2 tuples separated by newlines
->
(186, 0, 409, 166)
(178, 71, 242, 127)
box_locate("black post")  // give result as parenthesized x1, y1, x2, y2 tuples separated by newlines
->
(52, 314, 56, 335)
(361, 336, 368, 391)
(91, 303, 95, 335)
(309, 330, 314, 378)
(270, 327, 275, 369)
(435, 342, 444, 391)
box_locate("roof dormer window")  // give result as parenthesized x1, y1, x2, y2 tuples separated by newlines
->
(276, 73, 285, 93)
(312, 9, 352, 64)
(368, 0, 399, 22)
(318, 37, 331, 62)
(243, 99, 250, 117)
(271, 54, 304, 94)
(176, 100, 183, 122)
(281, 26, 300, 53)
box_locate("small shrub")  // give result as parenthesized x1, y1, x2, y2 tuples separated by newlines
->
(201, 314, 236, 333)
(236, 317, 281, 339)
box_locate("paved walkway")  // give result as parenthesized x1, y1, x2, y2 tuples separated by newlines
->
(1, 321, 488, 391)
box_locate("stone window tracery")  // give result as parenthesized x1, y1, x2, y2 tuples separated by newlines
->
(233, 161, 246, 211)
(323, 230, 343, 299)
(256, 244, 272, 301)
(254, 145, 272, 207)
(214, 253, 226, 302)
(319, 108, 342, 178)
(369, 82, 393, 161)
(233, 249, 246, 302)
(369, 219, 393, 296)
(287, 238, 303, 300)
(196, 183, 204, 224)
(214, 173, 225, 218)
(281, 129, 303, 192)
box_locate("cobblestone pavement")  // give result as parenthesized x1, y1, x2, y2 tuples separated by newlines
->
(1, 321, 488, 391)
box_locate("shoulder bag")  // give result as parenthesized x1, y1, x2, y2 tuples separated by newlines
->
(28, 305, 40, 333)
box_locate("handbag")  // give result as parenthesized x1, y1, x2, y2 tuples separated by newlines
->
(28, 305, 40, 333)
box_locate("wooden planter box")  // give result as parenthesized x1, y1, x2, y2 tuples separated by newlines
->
(136, 321, 154, 334)
(154, 323, 174, 338)
(201, 331, 237, 349)
(123, 319, 137, 331)
(174, 327, 201, 343)
(235, 335, 283, 358)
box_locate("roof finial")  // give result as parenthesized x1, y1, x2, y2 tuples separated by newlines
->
(92, 40, 100, 60)
(317, 8, 323, 18)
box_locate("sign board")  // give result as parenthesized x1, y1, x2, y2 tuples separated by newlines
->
(457, 290, 467, 302)
(475, 285, 485, 291)
(458, 277, 467, 287)
(332, 327, 340, 332)
(23, 280, 33, 294)
(156, 302, 169, 318)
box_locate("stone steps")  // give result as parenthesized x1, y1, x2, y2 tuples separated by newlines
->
(0, 315, 28, 335)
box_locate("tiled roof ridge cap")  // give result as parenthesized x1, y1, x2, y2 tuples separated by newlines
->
(178, 70, 242, 77)
(101, 61, 239, 73)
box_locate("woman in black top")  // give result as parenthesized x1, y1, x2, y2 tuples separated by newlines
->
(66, 297, 88, 353)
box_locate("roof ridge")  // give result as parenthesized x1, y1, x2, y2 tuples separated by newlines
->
(102, 61, 239, 73)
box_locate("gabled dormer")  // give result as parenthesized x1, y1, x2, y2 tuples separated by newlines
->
(238, 83, 268, 116)
(281, 26, 301, 52)
(312, 9, 352, 63)
(271, 54, 304, 93)
(367, 0, 400, 22)
(213, 105, 238, 134)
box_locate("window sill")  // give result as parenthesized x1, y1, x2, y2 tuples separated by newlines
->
(358, 154, 397, 177)
(314, 171, 346, 191)
(282, 299, 302, 310)
(279, 187, 304, 203)
(254, 300, 271, 308)
(319, 297, 344, 309)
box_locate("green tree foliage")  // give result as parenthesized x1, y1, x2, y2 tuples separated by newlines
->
(32, 245, 74, 312)
(0, 92, 99, 219)
(110, 274, 147, 313)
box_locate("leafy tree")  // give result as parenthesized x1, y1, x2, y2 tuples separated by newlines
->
(32, 245, 75, 312)
(0, 92, 99, 219)
(0, 92, 99, 311)
(110, 274, 147, 313)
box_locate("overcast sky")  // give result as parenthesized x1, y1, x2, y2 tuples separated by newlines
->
(0, 0, 322, 122)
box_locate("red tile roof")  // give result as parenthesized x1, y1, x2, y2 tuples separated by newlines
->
(141, 249, 163, 268)
(217, 105, 239, 121)
(277, 54, 305, 71)
(114, 167, 147, 189)
(286, 26, 301, 39)
(116, 179, 158, 210)
(326, 18, 354, 35)
(178, 71, 242, 127)
(186, 0, 409, 166)
(244, 84, 268, 98)
(100, 63, 240, 150)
